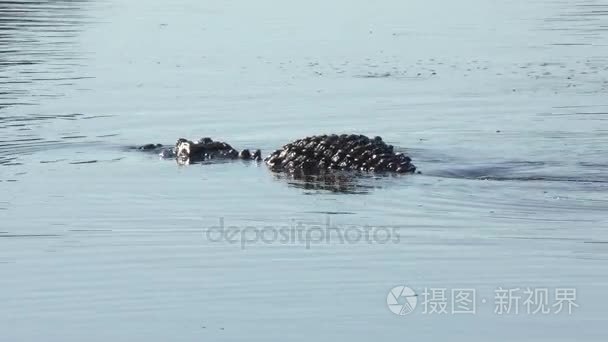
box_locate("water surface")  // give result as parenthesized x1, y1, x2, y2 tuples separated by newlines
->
(1, 0, 607, 341)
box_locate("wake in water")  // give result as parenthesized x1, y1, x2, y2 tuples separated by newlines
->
(418, 156, 608, 184)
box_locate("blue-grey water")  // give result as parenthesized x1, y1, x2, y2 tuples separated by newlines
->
(1, 0, 608, 341)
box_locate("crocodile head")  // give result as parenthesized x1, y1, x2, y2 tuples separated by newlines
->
(172, 137, 261, 165)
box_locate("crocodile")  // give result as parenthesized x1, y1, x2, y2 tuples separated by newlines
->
(138, 134, 416, 174)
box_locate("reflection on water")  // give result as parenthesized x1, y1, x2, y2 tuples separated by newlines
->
(271, 171, 412, 194)
(273, 171, 374, 194)
(0, 0, 91, 108)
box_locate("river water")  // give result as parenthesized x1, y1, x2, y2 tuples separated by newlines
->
(1, 0, 607, 341)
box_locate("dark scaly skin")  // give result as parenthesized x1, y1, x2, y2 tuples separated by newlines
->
(264, 134, 416, 174)
(137, 134, 415, 174)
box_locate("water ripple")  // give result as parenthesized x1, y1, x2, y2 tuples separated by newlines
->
(0, 0, 92, 108)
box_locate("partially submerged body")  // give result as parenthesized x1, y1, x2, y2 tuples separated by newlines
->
(137, 134, 416, 174)
(265, 134, 416, 174)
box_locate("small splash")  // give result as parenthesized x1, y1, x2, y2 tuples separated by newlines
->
(69, 160, 98, 165)
(354, 72, 392, 78)
(0, 233, 62, 238)
(304, 211, 356, 215)
(40, 159, 68, 164)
